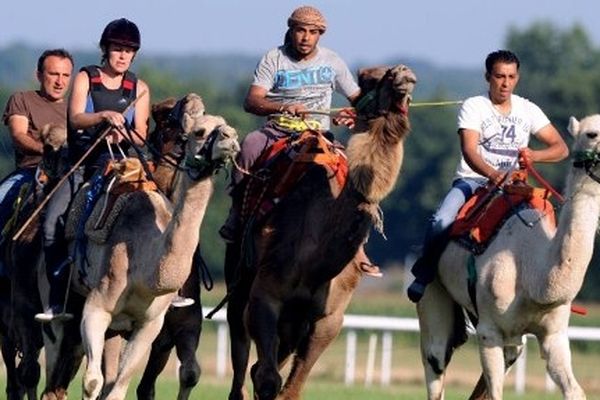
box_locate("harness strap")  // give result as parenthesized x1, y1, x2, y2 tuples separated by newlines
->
(466, 254, 479, 323)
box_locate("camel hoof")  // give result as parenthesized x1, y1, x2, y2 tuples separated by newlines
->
(83, 377, 101, 400)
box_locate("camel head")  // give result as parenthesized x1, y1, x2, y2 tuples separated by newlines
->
(568, 115, 600, 185)
(568, 114, 600, 153)
(150, 94, 207, 159)
(356, 64, 417, 118)
(183, 114, 240, 180)
(39, 123, 69, 181)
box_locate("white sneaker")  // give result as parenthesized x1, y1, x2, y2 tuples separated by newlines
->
(170, 295, 195, 308)
(35, 307, 74, 323)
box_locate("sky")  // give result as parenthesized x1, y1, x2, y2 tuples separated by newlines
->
(4, 0, 600, 69)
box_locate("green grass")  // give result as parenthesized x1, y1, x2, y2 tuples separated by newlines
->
(2, 273, 599, 398)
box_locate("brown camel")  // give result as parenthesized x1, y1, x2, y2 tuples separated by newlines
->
(41, 94, 240, 400)
(224, 64, 417, 400)
(416, 115, 600, 400)
(0, 124, 69, 400)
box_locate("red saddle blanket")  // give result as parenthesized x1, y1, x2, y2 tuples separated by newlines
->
(450, 173, 556, 250)
(241, 130, 348, 225)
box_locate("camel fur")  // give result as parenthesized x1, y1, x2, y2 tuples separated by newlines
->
(224, 64, 416, 400)
(416, 115, 600, 400)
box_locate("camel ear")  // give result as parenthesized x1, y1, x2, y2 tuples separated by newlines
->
(151, 97, 178, 125)
(567, 116, 580, 137)
(40, 123, 66, 149)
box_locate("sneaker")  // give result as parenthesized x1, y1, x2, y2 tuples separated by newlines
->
(170, 295, 195, 308)
(407, 280, 427, 303)
(35, 306, 74, 323)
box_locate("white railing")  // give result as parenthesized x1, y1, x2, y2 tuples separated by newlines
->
(202, 307, 600, 394)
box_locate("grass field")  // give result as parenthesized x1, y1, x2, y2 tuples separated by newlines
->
(2, 269, 599, 399)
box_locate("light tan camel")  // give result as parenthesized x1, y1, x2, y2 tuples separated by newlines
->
(224, 64, 417, 400)
(416, 115, 600, 400)
(66, 96, 239, 400)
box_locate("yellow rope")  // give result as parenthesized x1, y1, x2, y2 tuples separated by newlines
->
(299, 100, 463, 116)
(409, 100, 463, 107)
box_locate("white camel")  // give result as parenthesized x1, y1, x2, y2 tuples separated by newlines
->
(68, 98, 239, 400)
(417, 115, 600, 400)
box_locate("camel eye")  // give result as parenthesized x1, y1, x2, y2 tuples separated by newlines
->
(586, 131, 598, 139)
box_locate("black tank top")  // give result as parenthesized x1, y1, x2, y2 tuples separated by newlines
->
(67, 65, 137, 166)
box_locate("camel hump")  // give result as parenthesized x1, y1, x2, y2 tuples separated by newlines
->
(65, 158, 159, 244)
(241, 130, 348, 226)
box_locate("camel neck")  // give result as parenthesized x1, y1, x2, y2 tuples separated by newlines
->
(537, 173, 600, 304)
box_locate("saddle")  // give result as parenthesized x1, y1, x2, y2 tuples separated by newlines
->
(240, 129, 348, 229)
(449, 170, 557, 254)
(65, 157, 158, 244)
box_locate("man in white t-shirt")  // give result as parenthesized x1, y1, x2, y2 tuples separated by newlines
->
(407, 50, 569, 303)
(219, 5, 360, 242)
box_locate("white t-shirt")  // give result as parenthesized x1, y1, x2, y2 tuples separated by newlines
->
(453, 94, 551, 181)
(252, 45, 359, 130)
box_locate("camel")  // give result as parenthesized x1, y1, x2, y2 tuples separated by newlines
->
(0, 124, 69, 400)
(134, 96, 207, 400)
(224, 64, 417, 400)
(416, 115, 600, 400)
(41, 94, 240, 400)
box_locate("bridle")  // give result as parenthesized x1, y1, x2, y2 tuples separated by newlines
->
(573, 148, 600, 184)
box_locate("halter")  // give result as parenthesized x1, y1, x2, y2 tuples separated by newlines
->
(354, 68, 394, 119)
(573, 149, 600, 184)
(182, 125, 230, 181)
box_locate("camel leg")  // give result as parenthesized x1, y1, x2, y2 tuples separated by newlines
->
(102, 333, 123, 396)
(248, 293, 283, 400)
(81, 306, 112, 400)
(1, 336, 22, 400)
(279, 310, 344, 400)
(538, 331, 585, 399)
(136, 338, 172, 400)
(173, 317, 202, 400)
(468, 341, 523, 400)
(477, 323, 506, 400)
(104, 315, 166, 400)
(416, 280, 468, 400)
(225, 243, 253, 400)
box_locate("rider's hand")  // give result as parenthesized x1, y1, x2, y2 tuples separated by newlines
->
(518, 147, 533, 169)
(487, 170, 506, 187)
(101, 110, 126, 129)
(332, 108, 356, 129)
(280, 103, 307, 117)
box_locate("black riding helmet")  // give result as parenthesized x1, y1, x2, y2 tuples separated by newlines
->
(99, 18, 141, 50)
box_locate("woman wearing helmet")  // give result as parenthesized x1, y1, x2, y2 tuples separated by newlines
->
(68, 17, 150, 169)
(35, 18, 153, 322)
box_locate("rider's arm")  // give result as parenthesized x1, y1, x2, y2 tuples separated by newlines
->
(243, 85, 306, 116)
(521, 123, 569, 163)
(131, 79, 151, 145)
(7, 114, 43, 156)
(460, 128, 505, 185)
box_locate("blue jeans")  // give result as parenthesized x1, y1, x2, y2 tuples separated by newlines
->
(424, 178, 485, 244)
(0, 168, 36, 238)
(411, 178, 485, 283)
